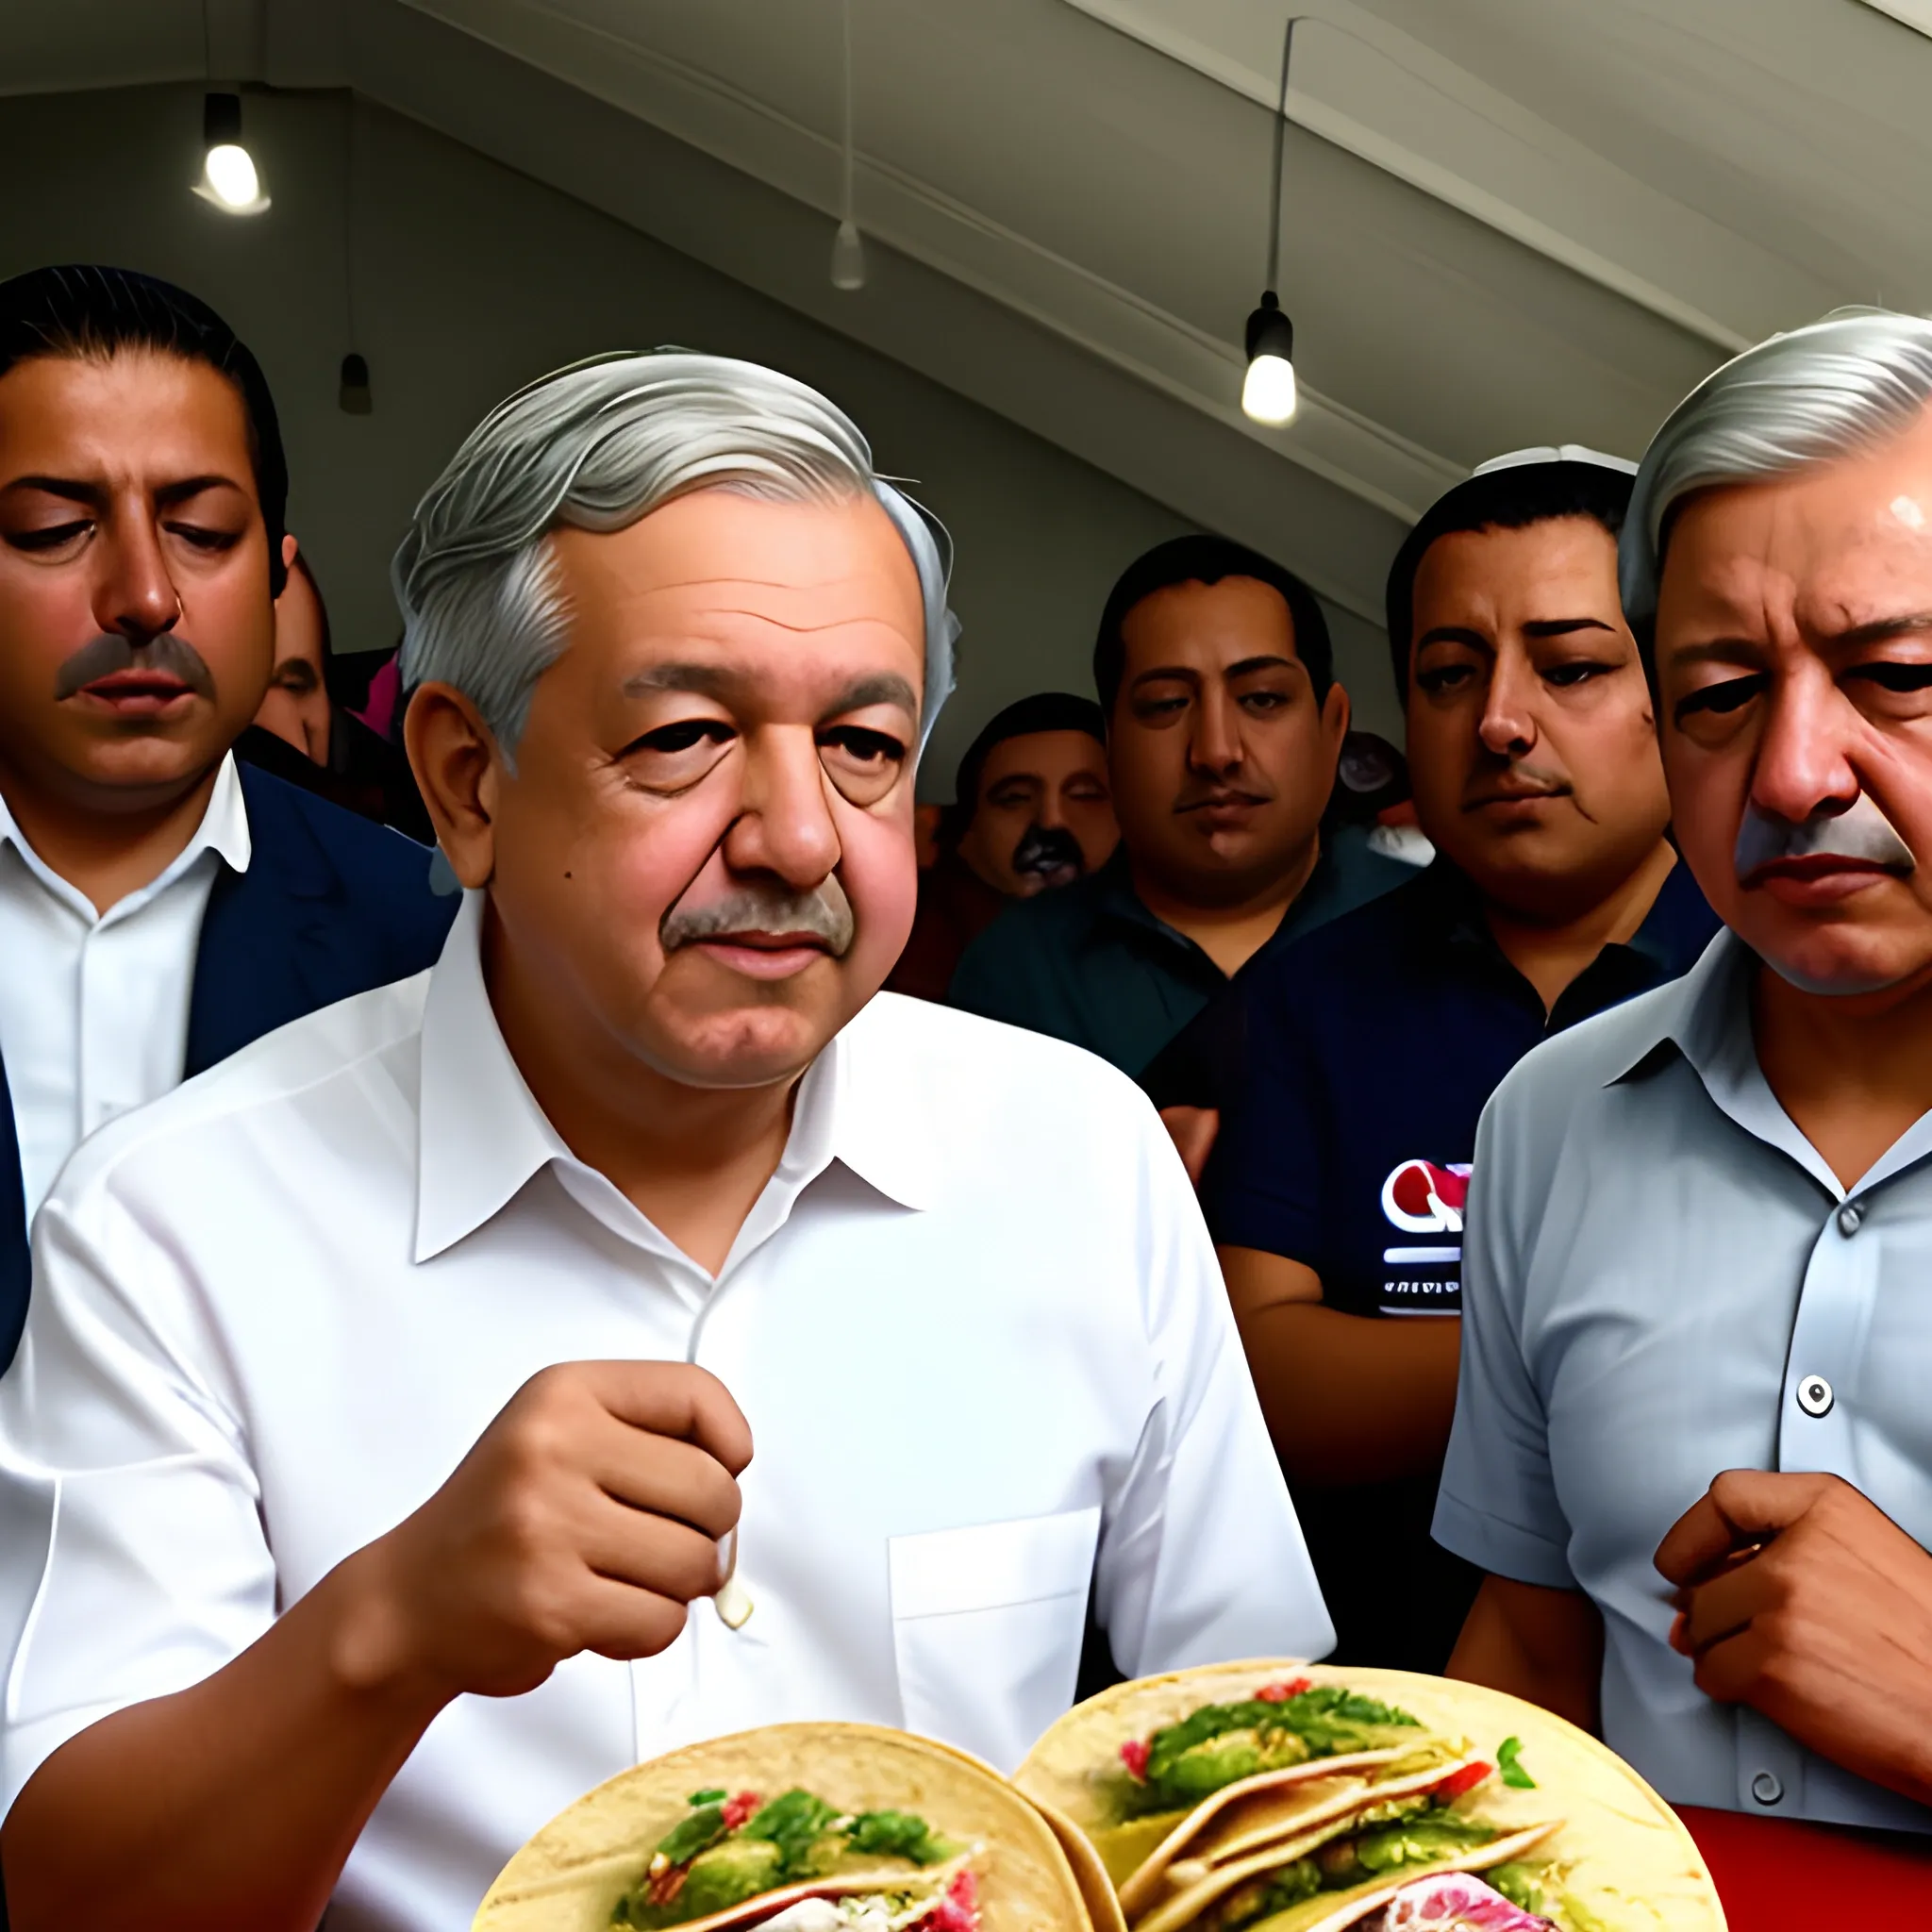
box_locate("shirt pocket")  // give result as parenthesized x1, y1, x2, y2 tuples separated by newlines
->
(887, 1505, 1100, 1774)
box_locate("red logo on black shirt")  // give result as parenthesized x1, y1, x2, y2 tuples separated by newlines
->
(1380, 1158, 1473, 1235)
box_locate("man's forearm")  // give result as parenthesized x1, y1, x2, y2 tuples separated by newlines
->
(1236, 1300, 1461, 1488)
(3, 1543, 449, 1932)
(1448, 1576, 1603, 1736)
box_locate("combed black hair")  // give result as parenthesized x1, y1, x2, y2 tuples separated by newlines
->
(1092, 534, 1332, 716)
(0, 264, 289, 595)
(1384, 461, 1633, 699)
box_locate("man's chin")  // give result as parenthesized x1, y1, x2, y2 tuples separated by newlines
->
(1750, 921, 1932, 1003)
(59, 715, 226, 774)
(644, 956, 880, 1089)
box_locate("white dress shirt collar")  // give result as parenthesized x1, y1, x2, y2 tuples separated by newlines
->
(413, 891, 936, 1267)
(0, 751, 251, 921)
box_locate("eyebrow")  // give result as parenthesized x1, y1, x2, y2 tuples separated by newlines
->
(1129, 654, 1298, 687)
(1417, 618, 1616, 650)
(1415, 625, 1491, 654)
(1662, 638, 1768, 671)
(1522, 617, 1617, 639)
(829, 672, 919, 715)
(621, 663, 919, 717)
(623, 662, 735, 698)
(1835, 613, 1932, 649)
(1665, 614, 1932, 673)
(1, 473, 246, 508)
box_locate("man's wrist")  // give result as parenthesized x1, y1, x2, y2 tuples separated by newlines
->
(324, 1539, 453, 1719)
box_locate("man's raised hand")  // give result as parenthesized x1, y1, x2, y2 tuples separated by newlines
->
(1656, 1468, 1932, 1806)
(335, 1361, 752, 1705)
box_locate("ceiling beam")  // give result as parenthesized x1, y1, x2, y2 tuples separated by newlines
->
(1065, 0, 1839, 355)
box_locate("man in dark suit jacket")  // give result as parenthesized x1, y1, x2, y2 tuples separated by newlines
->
(0, 266, 456, 1367)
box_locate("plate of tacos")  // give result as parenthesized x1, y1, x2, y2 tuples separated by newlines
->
(473, 1721, 1103, 1932)
(1012, 1662, 1727, 1932)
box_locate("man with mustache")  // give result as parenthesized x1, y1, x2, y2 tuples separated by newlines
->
(0, 352, 1330, 1930)
(949, 535, 1407, 1075)
(1438, 313, 1932, 1836)
(0, 265, 454, 1360)
(1179, 450, 1716, 1676)
(886, 691, 1116, 1002)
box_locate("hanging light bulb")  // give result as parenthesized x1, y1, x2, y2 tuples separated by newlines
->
(1242, 291, 1298, 425)
(192, 92, 270, 216)
(829, 0, 866, 291)
(339, 353, 373, 416)
(1241, 18, 1301, 426)
(830, 219, 868, 291)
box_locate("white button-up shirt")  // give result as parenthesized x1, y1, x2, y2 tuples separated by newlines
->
(0, 891, 1328, 1932)
(0, 754, 251, 1214)
(1438, 927, 1932, 1834)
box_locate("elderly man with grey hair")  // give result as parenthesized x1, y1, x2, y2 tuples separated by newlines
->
(1437, 308, 1932, 1837)
(0, 351, 1328, 1931)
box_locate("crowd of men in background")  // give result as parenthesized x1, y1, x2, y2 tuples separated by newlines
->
(2, 258, 1932, 1924)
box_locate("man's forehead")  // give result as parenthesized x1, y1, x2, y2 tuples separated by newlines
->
(0, 352, 253, 481)
(1667, 495, 1932, 626)
(1416, 529, 1620, 625)
(551, 491, 923, 637)
(982, 728, 1105, 778)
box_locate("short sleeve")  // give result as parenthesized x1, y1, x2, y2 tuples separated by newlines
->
(1094, 1100, 1334, 1673)
(1431, 1085, 1575, 1589)
(0, 1177, 276, 1817)
(1200, 961, 1332, 1270)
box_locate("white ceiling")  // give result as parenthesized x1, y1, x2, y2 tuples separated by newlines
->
(4, 0, 1931, 628)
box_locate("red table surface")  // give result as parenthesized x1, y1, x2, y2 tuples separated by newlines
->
(1675, 1804, 1932, 1923)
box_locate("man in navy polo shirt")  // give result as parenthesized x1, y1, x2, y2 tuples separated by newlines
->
(949, 536, 1407, 1076)
(1193, 449, 1718, 1672)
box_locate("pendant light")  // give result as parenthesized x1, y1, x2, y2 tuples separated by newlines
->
(1241, 16, 1300, 425)
(829, 0, 867, 291)
(193, 92, 271, 216)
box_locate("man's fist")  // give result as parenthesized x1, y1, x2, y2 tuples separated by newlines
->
(337, 1361, 752, 1705)
(1655, 1469, 1932, 1807)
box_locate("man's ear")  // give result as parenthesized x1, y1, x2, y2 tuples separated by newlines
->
(405, 681, 504, 890)
(1321, 679, 1352, 759)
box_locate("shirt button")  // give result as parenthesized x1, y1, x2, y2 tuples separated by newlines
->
(1839, 1202, 1864, 1236)
(1796, 1374, 1835, 1419)
(1751, 1770, 1784, 1807)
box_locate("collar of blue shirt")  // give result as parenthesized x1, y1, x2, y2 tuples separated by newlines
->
(412, 893, 939, 1265)
(1607, 926, 1932, 1203)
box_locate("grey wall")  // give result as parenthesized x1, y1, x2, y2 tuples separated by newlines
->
(0, 83, 1401, 794)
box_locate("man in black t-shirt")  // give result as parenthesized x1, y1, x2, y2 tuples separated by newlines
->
(1175, 448, 1719, 1672)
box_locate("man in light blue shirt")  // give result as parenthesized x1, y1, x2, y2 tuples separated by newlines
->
(1437, 309, 1932, 1832)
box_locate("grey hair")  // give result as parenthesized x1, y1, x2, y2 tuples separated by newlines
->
(1623, 308, 1932, 629)
(393, 350, 958, 761)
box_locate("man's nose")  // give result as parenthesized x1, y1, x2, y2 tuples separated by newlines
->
(1477, 656, 1537, 759)
(1036, 790, 1069, 830)
(1749, 662, 1862, 825)
(92, 510, 182, 642)
(723, 726, 842, 888)
(1187, 688, 1243, 774)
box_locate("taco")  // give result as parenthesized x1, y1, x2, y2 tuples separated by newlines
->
(473, 1723, 1095, 1932)
(1014, 1665, 1726, 1932)
(1129, 1781, 1559, 1932)
(1015, 1664, 1462, 1896)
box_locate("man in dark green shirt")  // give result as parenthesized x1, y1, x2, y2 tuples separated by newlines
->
(948, 535, 1407, 1075)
